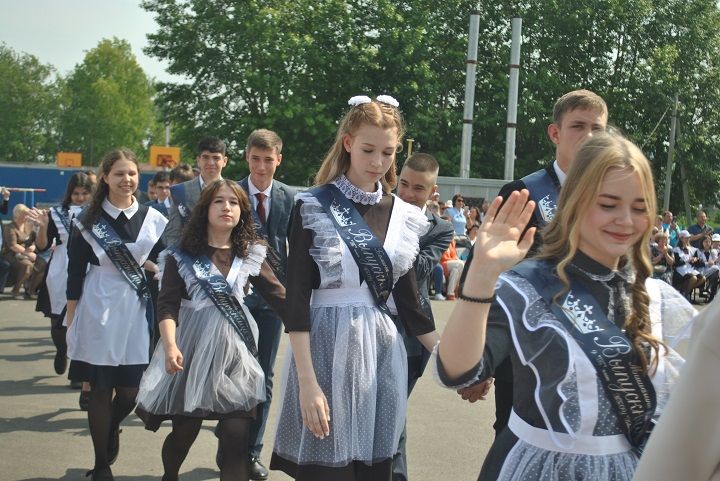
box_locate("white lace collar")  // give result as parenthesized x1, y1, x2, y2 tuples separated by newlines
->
(332, 174, 383, 205)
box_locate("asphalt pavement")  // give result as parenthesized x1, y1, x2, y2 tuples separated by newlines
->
(0, 295, 496, 481)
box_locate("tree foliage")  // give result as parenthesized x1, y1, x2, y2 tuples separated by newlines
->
(0, 44, 59, 162)
(142, 0, 720, 213)
(59, 38, 161, 165)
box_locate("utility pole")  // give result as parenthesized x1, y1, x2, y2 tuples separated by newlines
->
(662, 93, 679, 212)
(504, 17, 522, 181)
(459, 10, 480, 180)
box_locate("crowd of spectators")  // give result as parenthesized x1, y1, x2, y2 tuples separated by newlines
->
(651, 209, 720, 303)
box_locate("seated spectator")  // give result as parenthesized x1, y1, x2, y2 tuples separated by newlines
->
(445, 194, 467, 235)
(432, 264, 445, 301)
(666, 215, 681, 247)
(1, 187, 9, 214)
(0, 188, 10, 294)
(466, 206, 481, 232)
(698, 235, 720, 301)
(688, 210, 713, 249)
(479, 199, 490, 222)
(2, 204, 48, 299)
(466, 222, 479, 245)
(651, 231, 674, 285)
(673, 230, 705, 300)
(440, 238, 464, 300)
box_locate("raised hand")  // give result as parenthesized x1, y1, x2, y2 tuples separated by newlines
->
(27, 208, 49, 227)
(470, 190, 536, 277)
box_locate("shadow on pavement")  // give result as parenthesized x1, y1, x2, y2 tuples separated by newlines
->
(1, 349, 55, 363)
(0, 407, 88, 434)
(0, 375, 75, 396)
(0, 325, 48, 333)
(17, 467, 219, 480)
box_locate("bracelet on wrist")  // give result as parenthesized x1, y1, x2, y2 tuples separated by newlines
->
(458, 288, 496, 304)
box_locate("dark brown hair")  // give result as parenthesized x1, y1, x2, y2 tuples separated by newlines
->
(180, 179, 261, 258)
(81, 148, 139, 228)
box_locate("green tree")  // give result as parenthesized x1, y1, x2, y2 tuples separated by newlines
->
(0, 43, 60, 162)
(59, 38, 160, 165)
(144, 0, 720, 212)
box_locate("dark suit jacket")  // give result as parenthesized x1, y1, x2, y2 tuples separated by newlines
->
(460, 164, 560, 290)
(164, 177, 203, 247)
(416, 209, 454, 319)
(238, 177, 296, 268)
(145, 200, 169, 218)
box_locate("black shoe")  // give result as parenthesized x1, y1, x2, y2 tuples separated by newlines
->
(85, 466, 114, 481)
(54, 351, 67, 375)
(249, 457, 269, 480)
(70, 381, 83, 389)
(79, 390, 90, 411)
(108, 428, 121, 465)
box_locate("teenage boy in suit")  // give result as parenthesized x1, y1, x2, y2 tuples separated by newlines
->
(392, 153, 454, 481)
(458, 89, 609, 436)
(218, 129, 295, 480)
(164, 137, 228, 247)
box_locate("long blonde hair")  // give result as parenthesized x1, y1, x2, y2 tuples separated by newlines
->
(538, 133, 662, 372)
(314, 99, 406, 193)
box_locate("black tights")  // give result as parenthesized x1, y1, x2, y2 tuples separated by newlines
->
(49, 315, 66, 356)
(87, 387, 137, 470)
(162, 417, 251, 481)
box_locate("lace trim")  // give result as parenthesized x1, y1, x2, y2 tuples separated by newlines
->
(431, 341, 486, 389)
(332, 174, 383, 205)
(297, 192, 344, 289)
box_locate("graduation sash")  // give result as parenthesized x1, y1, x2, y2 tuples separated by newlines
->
(310, 184, 394, 316)
(52, 206, 72, 234)
(87, 216, 154, 336)
(173, 248, 258, 358)
(522, 169, 559, 228)
(250, 208, 286, 286)
(170, 183, 192, 225)
(512, 259, 657, 454)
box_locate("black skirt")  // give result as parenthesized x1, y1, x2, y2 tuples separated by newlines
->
(135, 406, 256, 432)
(68, 360, 147, 388)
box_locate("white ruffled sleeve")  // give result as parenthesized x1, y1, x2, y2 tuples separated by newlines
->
(295, 191, 344, 289)
(389, 196, 431, 282)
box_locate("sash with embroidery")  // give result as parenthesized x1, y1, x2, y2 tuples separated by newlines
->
(250, 208, 286, 286)
(52, 206, 72, 234)
(173, 248, 258, 358)
(310, 184, 394, 316)
(511, 259, 657, 455)
(521, 169, 559, 228)
(86, 215, 154, 336)
(170, 183, 192, 225)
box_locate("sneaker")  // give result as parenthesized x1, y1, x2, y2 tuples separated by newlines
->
(433, 293, 446, 301)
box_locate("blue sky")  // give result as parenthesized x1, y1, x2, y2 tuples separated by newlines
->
(0, 0, 176, 81)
